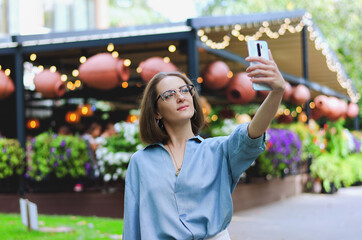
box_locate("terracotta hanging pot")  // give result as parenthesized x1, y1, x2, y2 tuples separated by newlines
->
(33, 70, 66, 98)
(0, 70, 15, 99)
(290, 84, 310, 105)
(277, 114, 293, 124)
(78, 53, 130, 90)
(314, 95, 330, 117)
(117, 59, 131, 82)
(138, 57, 178, 83)
(339, 99, 348, 119)
(327, 97, 344, 121)
(310, 108, 323, 120)
(202, 61, 231, 90)
(346, 102, 359, 118)
(283, 81, 292, 101)
(226, 72, 256, 104)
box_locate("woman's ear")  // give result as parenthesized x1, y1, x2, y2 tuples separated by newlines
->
(155, 113, 162, 120)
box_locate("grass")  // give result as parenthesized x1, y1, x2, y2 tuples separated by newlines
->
(0, 213, 123, 240)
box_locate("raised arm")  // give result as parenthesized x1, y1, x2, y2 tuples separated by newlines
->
(245, 50, 285, 139)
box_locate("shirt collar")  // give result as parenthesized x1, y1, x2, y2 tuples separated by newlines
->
(143, 135, 204, 150)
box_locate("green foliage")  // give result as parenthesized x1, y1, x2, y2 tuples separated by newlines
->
(311, 153, 362, 192)
(0, 138, 25, 179)
(27, 132, 90, 181)
(324, 120, 349, 157)
(1, 213, 123, 240)
(310, 153, 341, 192)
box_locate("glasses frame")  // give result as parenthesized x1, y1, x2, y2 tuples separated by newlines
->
(154, 84, 195, 105)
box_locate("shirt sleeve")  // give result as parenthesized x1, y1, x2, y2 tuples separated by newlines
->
(123, 155, 141, 240)
(222, 123, 266, 190)
(123, 183, 140, 240)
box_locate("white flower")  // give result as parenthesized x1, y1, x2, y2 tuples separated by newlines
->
(114, 122, 122, 133)
(104, 173, 111, 182)
(112, 174, 118, 181)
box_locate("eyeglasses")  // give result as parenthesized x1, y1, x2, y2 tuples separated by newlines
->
(155, 84, 195, 105)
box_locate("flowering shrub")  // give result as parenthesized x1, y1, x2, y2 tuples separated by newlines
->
(26, 132, 90, 181)
(95, 121, 143, 182)
(0, 138, 25, 179)
(209, 119, 239, 137)
(274, 121, 325, 160)
(258, 128, 302, 177)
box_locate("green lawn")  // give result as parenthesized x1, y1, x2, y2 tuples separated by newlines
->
(0, 213, 123, 240)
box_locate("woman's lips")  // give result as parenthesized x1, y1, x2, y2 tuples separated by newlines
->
(177, 105, 188, 111)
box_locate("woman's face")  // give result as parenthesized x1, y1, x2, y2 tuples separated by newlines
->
(155, 76, 195, 124)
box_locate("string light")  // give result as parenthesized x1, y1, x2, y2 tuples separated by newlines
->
(50, 66, 57, 72)
(4, 69, 11, 76)
(111, 51, 119, 58)
(124, 59, 131, 67)
(122, 82, 128, 88)
(79, 56, 87, 63)
(107, 43, 114, 52)
(72, 69, 79, 77)
(197, 12, 359, 103)
(30, 53, 37, 61)
(74, 80, 81, 88)
(168, 45, 176, 52)
(61, 74, 68, 82)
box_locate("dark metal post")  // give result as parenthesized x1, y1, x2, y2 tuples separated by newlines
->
(355, 116, 359, 130)
(15, 48, 25, 148)
(302, 26, 310, 123)
(15, 46, 26, 195)
(187, 30, 199, 90)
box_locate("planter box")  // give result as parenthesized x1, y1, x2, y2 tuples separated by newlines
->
(0, 174, 307, 218)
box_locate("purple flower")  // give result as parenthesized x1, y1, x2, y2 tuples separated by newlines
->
(53, 134, 58, 138)
(54, 161, 58, 167)
(51, 147, 55, 153)
(66, 148, 71, 158)
(2, 148, 6, 153)
(265, 128, 302, 170)
(353, 137, 361, 153)
(25, 173, 29, 178)
(60, 140, 66, 148)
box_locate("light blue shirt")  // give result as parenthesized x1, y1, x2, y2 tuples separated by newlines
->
(123, 123, 265, 239)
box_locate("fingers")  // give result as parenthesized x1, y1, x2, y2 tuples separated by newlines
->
(268, 49, 274, 61)
(245, 56, 270, 65)
(247, 69, 273, 78)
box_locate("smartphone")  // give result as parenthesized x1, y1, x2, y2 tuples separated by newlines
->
(247, 40, 272, 91)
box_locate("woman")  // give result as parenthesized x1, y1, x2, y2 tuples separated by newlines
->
(123, 51, 285, 239)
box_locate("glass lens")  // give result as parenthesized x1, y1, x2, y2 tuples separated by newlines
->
(162, 90, 176, 102)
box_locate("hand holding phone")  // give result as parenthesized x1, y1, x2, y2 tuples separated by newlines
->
(247, 40, 272, 91)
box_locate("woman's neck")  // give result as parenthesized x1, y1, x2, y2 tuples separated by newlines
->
(164, 120, 194, 147)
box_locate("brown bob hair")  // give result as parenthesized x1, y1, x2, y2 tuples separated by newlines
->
(139, 72, 205, 144)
